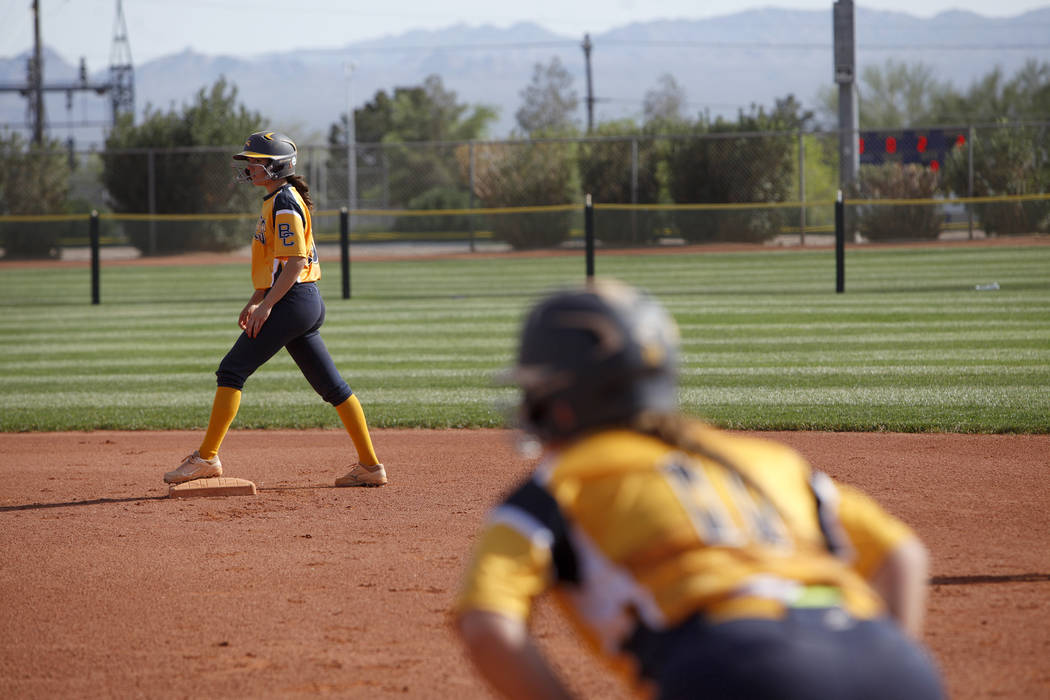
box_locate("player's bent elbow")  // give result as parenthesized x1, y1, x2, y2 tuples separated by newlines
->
(455, 610, 573, 700)
(456, 609, 526, 653)
(871, 536, 931, 638)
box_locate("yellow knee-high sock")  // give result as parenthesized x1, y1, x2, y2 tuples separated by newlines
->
(198, 387, 242, 460)
(334, 395, 380, 466)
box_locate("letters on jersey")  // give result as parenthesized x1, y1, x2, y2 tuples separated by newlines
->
(251, 184, 320, 289)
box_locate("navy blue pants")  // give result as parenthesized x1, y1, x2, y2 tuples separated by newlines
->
(630, 609, 944, 700)
(216, 282, 352, 406)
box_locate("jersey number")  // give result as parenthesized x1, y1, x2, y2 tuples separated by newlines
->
(278, 223, 295, 246)
(662, 456, 790, 549)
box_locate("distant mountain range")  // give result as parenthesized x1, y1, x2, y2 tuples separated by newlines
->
(2, 7, 1048, 148)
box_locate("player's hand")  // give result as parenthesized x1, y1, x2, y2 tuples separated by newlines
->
(243, 303, 272, 338)
(238, 303, 255, 330)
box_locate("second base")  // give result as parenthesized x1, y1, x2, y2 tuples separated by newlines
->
(168, 477, 257, 499)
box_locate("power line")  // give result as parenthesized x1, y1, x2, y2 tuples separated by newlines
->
(309, 38, 1050, 53)
(597, 39, 1050, 51)
(600, 96, 746, 110)
(333, 40, 576, 52)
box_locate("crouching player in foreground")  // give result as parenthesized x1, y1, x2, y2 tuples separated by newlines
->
(453, 280, 944, 699)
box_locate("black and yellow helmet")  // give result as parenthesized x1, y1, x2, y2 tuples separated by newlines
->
(232, 130, 297, 181)
(511, 279, 680, 442)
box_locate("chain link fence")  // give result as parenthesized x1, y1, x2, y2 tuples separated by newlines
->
(1, 122, 1047, 259)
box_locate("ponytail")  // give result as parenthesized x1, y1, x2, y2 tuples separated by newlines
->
(632, 411, 792, 524)
(632, 412, 706, 456)
(286, 174, 314, 210)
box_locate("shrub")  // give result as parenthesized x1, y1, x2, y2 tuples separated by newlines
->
(846, 164, 944, 241)
(576, 123, 666, 245)
(0, 132, 71, 259)
(943, 123, 1050, 235)
(666, 129, 794, 244)
(460, 140, 577, 249)
(394, 186, 472, 235)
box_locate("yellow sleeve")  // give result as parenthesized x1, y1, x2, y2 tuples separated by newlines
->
(454, 522, 553, 622)
(835, 483, 916, 579)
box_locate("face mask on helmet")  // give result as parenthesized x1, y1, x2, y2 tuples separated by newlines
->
(511, 280, 680, 442)
(232, 130, 297, 183)
(232, 156, 296, 183)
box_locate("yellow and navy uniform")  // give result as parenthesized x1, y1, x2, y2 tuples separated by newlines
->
(251, 184, 319, 290)
(455, 421, 915, 691)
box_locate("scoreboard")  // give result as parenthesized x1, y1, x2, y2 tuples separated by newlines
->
(858, 129, 968, 170)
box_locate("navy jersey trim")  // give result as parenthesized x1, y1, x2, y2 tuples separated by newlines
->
(504, 478, 580, 585)
(809, 471, 851, 558)
(271, 185, 306, 230)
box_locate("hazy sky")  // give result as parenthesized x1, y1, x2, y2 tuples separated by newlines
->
(1, 0, 1047, 69)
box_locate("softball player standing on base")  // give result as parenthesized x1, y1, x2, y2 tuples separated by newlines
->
(163, 130, 386, 488)
(454, 280, 944, 700)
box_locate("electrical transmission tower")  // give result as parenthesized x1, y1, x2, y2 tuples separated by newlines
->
(0, 0, 135, 145)
(108, 0, 135, 124)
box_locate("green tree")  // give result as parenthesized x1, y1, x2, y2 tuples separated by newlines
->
(818, 59, 950, 128)
(1010, 60, 1050, 117)
(101, 77, 265, 254)
(0, 130, 72, 258)
(643, 73, 688, 128)
(931, 62, 1050, 234)
(819, 59, 1050, 128)
(928, 68, 1009, 124)
(930, 60, 1050, 123)
(353, 89, 396, 145)
(515, 57, 579, 135)
(327, 75, 496, 211)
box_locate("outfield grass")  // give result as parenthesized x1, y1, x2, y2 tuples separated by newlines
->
(1, 243, 1048, 432)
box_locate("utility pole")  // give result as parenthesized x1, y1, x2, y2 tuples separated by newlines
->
(833, 0, 858, 187)
(344, 62, 357, 219)
(0, 1, 134, 143)
(582, 33, 594, 133)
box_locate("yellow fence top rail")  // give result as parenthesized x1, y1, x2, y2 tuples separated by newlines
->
(1, 193, 1048, 223)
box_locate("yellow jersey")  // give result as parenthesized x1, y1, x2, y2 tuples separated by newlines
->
(251, 184, 320, 290)
(455, 422, 915, 687)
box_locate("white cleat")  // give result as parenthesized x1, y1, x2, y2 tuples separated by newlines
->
(164, 451, 223, 484)
(335, 463, 387, 487)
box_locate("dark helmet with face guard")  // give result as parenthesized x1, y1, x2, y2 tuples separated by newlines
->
(232, 130, 297, 181)
(511, 279, 680, 442)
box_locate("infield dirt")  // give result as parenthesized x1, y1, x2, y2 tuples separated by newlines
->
(1, 428, 1048, 699)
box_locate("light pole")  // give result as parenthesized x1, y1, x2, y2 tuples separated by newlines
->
(833, 0, 858, 188)
(581, 33, 594, 133)
(344, 62, 357, 222)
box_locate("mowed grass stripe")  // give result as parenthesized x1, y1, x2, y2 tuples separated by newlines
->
(5, 384, 1044, 410)
(2, 363, 1044, 383)
(3, 332, 1045, 357)
(681, 348, 1050, 364)
(11, 320, 1042, 344)
(0, 367, 504, 389)
(0, 243, 1047, 432)
(0, 356, 512, 372)
(0, 387, 515, 409)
